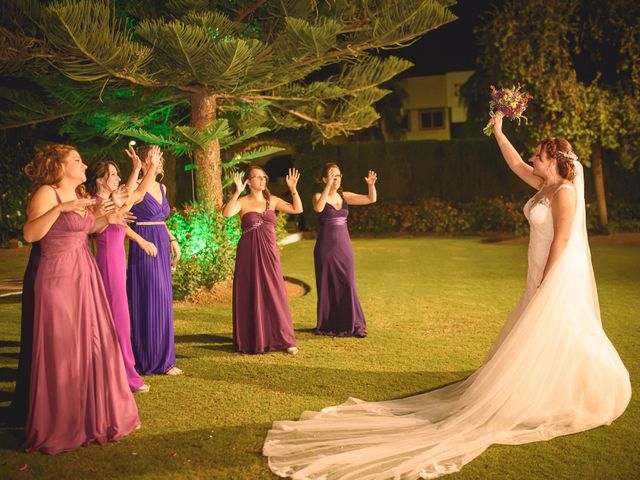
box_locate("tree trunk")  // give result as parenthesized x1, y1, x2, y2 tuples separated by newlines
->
(191, 89, 223, 211)
(590, 143, 608, 229)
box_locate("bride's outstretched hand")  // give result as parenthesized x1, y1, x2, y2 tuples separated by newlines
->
(491, 111, 504, 134)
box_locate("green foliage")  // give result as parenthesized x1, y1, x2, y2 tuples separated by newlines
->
(0, 0, 459, 208)
(463, 0, 640, 167)
(347, 198, 640, 236)
(165, 200, 290, 297)
(166, 202, 242, 298)
(0, 190, 27, 245)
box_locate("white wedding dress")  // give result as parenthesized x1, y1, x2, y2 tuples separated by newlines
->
(263, 161, 631, 480)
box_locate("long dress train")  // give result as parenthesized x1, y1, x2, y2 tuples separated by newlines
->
(94, 220, 145, 391)
(263, 161, 631, 479)
(314, 192, 367, 337)
(233, 200, 297, 354)
(25, 191, 140, 454)
(127, 188, 176, 374)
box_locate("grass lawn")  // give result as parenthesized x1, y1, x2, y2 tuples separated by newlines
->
(0, 236, 638, 479)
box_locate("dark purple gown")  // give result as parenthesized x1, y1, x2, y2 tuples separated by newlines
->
(314, 192, 367, 337)
(127, 187, 176, 374)
(7, 242, 40, 427)
(232, 200, 297, 354)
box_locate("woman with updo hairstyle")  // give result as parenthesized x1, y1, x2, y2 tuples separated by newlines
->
(5, 145, 77, 427)
(85, 148, 160, 393)
(263, 114, 630, 479)
(311, 162, 378, 337)
(222, 165, 303, 354)
(21, 144, 140, 454)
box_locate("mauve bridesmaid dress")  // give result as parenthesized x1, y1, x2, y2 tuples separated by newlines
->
(25, 190, 139, 454)
(314, 192, 367, 337)
(232, 200, 297, 354)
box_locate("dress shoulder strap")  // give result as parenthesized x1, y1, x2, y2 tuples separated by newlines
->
(552, 184, 575, 197)
(50, 186, 62, 205)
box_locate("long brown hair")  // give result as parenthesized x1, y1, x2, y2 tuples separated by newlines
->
(24, 144, 88, 197)
(244, 165, 271, 201)
(540, 138, 576, 181)
(85, 161, 121, 196)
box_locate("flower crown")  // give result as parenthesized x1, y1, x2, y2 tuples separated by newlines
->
(557, 150, 578, 162)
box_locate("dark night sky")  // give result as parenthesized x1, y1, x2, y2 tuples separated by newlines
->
(394, 0, 505, 77)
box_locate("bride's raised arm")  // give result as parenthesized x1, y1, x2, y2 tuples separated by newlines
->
(490, 112, 541, 189)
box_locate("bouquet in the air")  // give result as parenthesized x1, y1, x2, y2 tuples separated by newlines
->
(483, 85, 533, 136)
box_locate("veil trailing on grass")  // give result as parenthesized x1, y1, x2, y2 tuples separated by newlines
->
(263, 160, 631, 480)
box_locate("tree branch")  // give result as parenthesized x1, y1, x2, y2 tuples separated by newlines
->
(235, 0, 269, 22)
(0, 111, 77, 130)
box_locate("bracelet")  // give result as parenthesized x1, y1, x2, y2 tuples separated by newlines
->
(170, 239, 177, 243)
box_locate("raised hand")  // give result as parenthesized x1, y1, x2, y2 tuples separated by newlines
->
(286, 168, 300, 191)
(59, 198, 95, 215)
(124, 145, 142, 172)
(112, 184, 129, 208)
(138, 239, 158, 257)
(490, 111, 504, 134)
(233, 171, 248, 194)
(365, 170, 378, 185)
(148, 145, 163, 168)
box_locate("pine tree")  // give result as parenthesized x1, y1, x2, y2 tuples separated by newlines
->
(0, 0, 457, 210)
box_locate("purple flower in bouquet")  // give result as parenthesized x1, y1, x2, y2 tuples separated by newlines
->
(483, 85, 533, 136)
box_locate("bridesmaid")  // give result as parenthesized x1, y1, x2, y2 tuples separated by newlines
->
(312, 163, 377, 337)
(127, 145, 182, 375)
(22, 144, 140, 454)
(85, 147, 160, 392)
(222, 166, 303, 354)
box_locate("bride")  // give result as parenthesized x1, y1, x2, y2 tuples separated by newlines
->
(262, 112, 631, 480)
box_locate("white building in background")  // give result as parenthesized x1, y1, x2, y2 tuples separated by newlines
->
(399, 70, 474, 140)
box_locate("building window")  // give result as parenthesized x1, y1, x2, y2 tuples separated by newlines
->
(419, 108, 445, 130)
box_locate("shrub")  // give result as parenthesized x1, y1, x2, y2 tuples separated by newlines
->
(166, 203, 241, 299)
(0, 189, 28, 246)
(166, 202, 290, 298)
(346, 198, 640, 236)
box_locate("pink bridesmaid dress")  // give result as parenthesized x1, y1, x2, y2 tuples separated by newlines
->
(25, 189, 140, 454)
(93, 206, 145, 391)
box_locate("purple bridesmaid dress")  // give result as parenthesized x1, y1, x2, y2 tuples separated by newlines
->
(94, 217, 145, 391)
(232, 199, 297, 354)
(26, 190, 140, 454)
(314, 192, 367, 337)
(127, 187, 176, 374)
